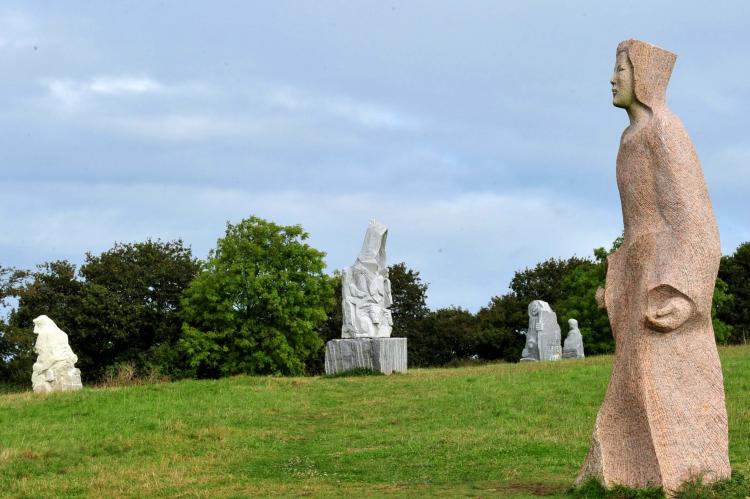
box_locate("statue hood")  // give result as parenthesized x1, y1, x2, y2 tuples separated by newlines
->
(617, 39, 676, 111)
(356, 219, 388, 273)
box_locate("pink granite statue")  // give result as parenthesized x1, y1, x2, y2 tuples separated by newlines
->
(577, 39, 731, 493)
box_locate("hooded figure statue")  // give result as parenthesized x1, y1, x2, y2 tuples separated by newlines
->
(341, 219, 393, 338)
(31, 315, 83, 393)
(577, 40, 731, 492)
(562, 318, 584, 359)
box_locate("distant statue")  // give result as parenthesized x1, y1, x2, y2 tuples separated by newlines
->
(341, 219, 393, 338)
(562, 318, 585, 359)
(520, 300, 561, 362)
(577, 39, 730, 491)
(31, 315, 83, 393)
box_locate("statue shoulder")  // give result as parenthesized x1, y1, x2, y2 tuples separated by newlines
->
(647, 110, 690, 144)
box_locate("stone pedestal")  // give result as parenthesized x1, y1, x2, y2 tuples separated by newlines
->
(324, 338, 407, 375)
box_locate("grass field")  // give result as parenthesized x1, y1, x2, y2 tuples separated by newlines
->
(1, 345, 748, 498)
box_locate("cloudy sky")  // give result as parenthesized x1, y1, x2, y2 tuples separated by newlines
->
(1, 2, 748, 310)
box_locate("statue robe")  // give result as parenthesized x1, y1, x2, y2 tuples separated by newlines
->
(578, 107, 731, 491)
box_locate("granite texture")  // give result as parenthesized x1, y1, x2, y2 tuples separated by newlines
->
(520, 300, 561, 362)
(341, 220, 394, 338)
(31, 315, 83, 394)
(577, 39, 730, 493)
(562, 318, 585, 359)
(324, 338, 407, 375)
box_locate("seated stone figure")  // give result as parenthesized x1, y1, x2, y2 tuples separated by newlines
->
(31, 315, 83, 393)
(562, 318, 585, 359)
(341, 219, 393, 338)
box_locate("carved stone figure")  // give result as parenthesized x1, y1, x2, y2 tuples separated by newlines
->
(562, 318, 584, 359)
(341, 219, 393, 338)
(520, 300, 561, 362)
(31, 315, 83, 393)
(577, 39, 731, 492)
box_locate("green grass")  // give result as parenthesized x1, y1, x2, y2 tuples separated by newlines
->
(1, 345, 748, 498)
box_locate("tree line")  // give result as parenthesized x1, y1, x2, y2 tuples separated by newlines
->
(1, 216, 748, 384)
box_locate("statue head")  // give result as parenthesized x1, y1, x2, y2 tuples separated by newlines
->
(612, 39, 676, 112)
(568, 318, 579, 330)
(32, 315, 71, 356)
(357, 219, 388, 274)
(528, 300, 551, 318)
(33, 315, 56, 336)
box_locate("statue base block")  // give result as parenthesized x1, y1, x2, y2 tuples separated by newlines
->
(324, 338, 407, 375)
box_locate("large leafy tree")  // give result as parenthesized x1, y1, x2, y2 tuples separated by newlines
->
(180, 217, 334, 377)
(81, 240, 200, 375)
(3, 240, 200, 382)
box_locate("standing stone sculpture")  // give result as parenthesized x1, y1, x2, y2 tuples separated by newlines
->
(577, 39, 731, 492)
(341, 219, 393, 338)
(324, 220, 407, 375)
(31, 315, 83, 393)
(562, 318, 585, 359)
(520, 300, 561, 362)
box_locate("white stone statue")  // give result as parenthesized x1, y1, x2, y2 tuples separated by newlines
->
(341, 219, 393, 338)
(520, 300, 561, 362)
(562, 318, 585, 359)
(31, 315, 83, 393)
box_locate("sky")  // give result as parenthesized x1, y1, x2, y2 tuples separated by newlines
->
(1, 1, 749, 311)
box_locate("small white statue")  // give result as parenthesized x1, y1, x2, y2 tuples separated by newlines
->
(31, 315, 83, 393)
(341, 219, 393, 338)
(562, 318, 585, 359)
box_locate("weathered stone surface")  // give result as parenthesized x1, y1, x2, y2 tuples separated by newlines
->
(324, 338, 407, 375)
(562, 318, 585, 359)
(577, 39, 730, 493)
(520, 300, 561, 362)
(341, 220, 393, 338)
(31, 315, 83, 394)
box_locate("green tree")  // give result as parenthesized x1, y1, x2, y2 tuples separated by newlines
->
(712, 277, 734, 345)
(3, 240, 200, 382)
(718, 242, 750, 344)
(1, 265, 31, 382)
(81, 239, 201, 376)
(389, 262, 430, 336)
(180, 217, 334, 377)
(307, 272, 341, 374)
(555, 249, 612, 355)
(509, 256, 591, 306)
(410, 307, 478, 367)
(474, 294, 526, 363)
(387, 262, 433, 365)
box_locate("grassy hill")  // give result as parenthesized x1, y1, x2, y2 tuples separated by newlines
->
(1, 345, 748, 498)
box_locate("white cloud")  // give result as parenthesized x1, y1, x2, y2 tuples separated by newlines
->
(88, 76, 164, 95)
(105, 114, 263, 141)
(41, 75, 205, 110)
(268, 85, 422, 131)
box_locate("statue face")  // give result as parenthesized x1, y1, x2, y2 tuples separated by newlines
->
(611, 50, 635, 108)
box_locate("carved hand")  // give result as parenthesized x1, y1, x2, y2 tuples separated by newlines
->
(595, 287, 606, 310)
(645, 288, 694, 333)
